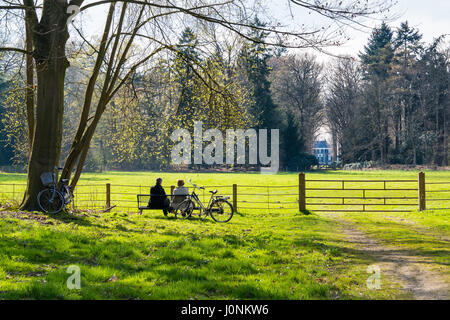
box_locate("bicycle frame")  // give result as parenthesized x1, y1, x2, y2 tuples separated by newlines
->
(189, 188, 215, 213)
(48, 170, 72, 205)
(46, 173, 58, 204)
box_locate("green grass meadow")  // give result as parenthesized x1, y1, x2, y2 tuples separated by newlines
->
(0, 170, 449, 299)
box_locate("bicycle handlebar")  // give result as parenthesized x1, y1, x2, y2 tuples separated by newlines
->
(188, 179, 205, 190)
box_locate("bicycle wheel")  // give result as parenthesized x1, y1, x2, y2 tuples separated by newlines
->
(209, 199, 234, 223)
(173, 199, 195, 220)
(37, 189, 65, 214)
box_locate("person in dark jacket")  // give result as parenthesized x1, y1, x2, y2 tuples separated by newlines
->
(149, 177, 170, 216)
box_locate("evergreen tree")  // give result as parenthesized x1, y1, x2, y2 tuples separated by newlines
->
(359, 22, 395, 164)
(173, 27, 201, 124)
(394, 21, 423, 63)
(239, 17, 278, 130)
(390, 21, 423, 164)
(360, 22, 394, 79)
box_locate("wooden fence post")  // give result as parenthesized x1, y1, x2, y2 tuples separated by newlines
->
(299, 173, 306, 213)
(418, 172, 426, 212)
(106, 183, 111, 209)
(233, 184, 237, 211)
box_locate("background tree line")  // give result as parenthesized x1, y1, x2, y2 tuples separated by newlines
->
(326, 22, 449, 167)
(1, 20, 448, 172)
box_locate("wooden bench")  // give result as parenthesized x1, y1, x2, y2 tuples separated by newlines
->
(137, 194, 188, 215)
(137, 194, 164, 215)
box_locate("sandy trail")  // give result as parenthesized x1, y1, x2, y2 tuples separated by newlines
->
(325, 213, 449, 300)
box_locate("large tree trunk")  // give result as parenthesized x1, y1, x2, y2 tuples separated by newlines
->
(20, 1, 70, 211)
(25, 21, 35, 147)
(331, 128, 338, 163)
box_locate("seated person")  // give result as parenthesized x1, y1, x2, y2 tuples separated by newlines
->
(149, 177, 170, 216)
(171, 179, 190, 209)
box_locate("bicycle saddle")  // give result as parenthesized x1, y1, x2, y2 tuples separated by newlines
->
(209, 190, 218, 194)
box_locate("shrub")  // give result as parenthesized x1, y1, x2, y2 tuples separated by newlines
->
(287, 153, 319, 171)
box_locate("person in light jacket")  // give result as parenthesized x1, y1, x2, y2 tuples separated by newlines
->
(171, 179, 190, 209)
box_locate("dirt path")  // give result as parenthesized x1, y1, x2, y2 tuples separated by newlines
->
(325, 213, 449, 300)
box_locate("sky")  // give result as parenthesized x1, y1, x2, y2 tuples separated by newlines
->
(267, 0, 450, 62)
(78, 0, 450, 61)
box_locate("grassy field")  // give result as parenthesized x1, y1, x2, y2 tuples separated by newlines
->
(0, 170, 449, 299)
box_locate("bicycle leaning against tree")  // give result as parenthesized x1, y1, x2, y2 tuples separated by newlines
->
(37, 167, 74, 214)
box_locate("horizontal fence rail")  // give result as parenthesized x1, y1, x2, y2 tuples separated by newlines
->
(0, 173, 449, 214)
(302, 174, 421, 213)
(425, 179, 450, 210)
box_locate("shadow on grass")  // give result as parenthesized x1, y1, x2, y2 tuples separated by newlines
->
(50, 211, 96, 227)
(51, 212, 450, 269)
(153, 267, 289, 299)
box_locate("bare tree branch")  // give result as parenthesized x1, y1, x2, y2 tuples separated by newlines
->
(0, 47, 31, 54)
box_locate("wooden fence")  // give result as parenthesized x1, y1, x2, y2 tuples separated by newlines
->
(0, 172, 449, 213)
(301, 173, 420, 213)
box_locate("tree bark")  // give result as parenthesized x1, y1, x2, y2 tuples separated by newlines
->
(331, 126, 338, 163)
(25, 21, 35, 148)
(20, 1, 70, 211)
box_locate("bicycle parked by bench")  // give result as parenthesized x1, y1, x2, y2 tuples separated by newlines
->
(37, 167, 74, 214)
(173, 179, 234, 223)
